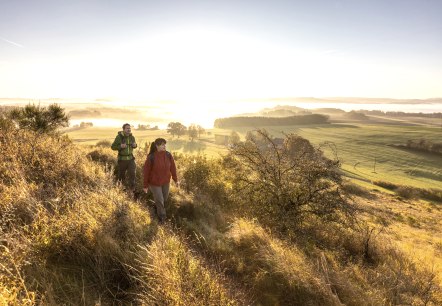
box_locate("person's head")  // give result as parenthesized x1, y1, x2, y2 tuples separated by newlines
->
(149, 138, 167, 155)
(122, 123, 131, 135)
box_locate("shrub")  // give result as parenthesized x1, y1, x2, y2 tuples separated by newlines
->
(179, 155, 229, 205)
(342, 181, 372, 198)
(1, 130, 104, 200)
(373, 180, 398, 190)
(95, 139, 112, 148)
(223, 129, 354, 236)
(419, 188, 442, 203)
(8, 103, 69, 134)
(87, 147, 118, 174)
(373, 181, 442, 203)
(396, 186, 418, 199)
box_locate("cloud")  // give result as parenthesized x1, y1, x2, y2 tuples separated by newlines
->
(0, 37, 24, 48)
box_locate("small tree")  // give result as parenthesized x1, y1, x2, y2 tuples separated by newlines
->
(96, 139, 112, 148)
(137, 124, 150, 130)
(80, 122, 93, 128)
(188, 124, 198, 142)
(197, 125, 205, 138)
(228, 131, 241, 146)
(9, 103, 69, 134)
(167, 122, 187, 138)
(224, 129, 353, 235)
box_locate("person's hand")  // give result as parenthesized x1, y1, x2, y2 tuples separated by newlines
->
(132, 143, 137, 148)
(175, 181, 180, 188)
(121, 143, 127, 148)
(143, 188, 148, 193)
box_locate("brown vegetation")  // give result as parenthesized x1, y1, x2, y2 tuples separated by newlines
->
(373, 180, 442, 203)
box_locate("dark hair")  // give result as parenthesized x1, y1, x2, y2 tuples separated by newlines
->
(122, 123, 131, 129)
(148, 138, 167, 155)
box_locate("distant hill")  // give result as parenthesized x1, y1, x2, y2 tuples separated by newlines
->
(311, 108, 346, 115)
(260, 109, 297, 117)
(238, 97, 442, 104)
(343, 110, 370, 120)
(68, 109, 102, 118)
(260, 104, 306, 112)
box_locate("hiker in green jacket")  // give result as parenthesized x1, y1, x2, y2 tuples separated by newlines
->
(111, 123, 137, 195)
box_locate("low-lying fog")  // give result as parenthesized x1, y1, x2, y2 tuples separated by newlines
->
(1, 98, 441, 129)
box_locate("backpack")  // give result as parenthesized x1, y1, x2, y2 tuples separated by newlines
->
(148, 151, 172, 168)
(118, 133, 135, 159)
(119, 133, 133, 145)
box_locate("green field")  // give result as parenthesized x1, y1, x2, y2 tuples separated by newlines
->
(66, 123, 442, 189)
(232, 124, 442, 189)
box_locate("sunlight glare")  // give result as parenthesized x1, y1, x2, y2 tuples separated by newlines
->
(16, 27, 435, 100)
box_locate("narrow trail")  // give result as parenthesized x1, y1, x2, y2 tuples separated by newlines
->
(130, 188, 253, 305)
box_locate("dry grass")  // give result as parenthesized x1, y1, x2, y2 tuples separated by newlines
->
(165, 163, 442, 305)
(2, 113, 442, 305)
(357, 192, 442, 291)
(0, 125, 247, 305)
(136, 226, 245, 305)
(0, 127, 152, 304)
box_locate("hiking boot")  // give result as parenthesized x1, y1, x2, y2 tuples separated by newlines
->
(159, 214, 166, 224)
(133, 190, 140, 200)
(127, 188, 135, 199)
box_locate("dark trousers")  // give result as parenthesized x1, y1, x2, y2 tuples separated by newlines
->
(117, 159, 136, 189)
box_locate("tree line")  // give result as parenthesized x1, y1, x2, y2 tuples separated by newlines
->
(214, 114, 329, 128)
(389, 138, 442, 155)
(360, 110, 442, 118)
(405, 139, 442, 154)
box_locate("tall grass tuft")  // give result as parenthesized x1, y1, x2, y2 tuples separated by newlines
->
(136, 227, 244, 305)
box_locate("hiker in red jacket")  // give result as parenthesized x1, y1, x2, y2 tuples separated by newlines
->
(143, 138, 179, 223)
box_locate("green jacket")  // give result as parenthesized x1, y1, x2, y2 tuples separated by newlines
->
(111, 131, 137, 160)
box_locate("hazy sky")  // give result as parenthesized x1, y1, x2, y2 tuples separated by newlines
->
(1, 0, 441, 101)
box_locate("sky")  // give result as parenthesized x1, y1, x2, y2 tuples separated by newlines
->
(1, 0, 442, 102)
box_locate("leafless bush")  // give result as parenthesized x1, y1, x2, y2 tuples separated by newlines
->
(396, 186, 418, 199)
(224, 129, 354, 235)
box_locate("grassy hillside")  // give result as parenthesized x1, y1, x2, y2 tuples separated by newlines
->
(0, 124, 244, 304)
(2, 120, 442, 304)
(239, 124, 442, 189)
(3, 102, 438, 305)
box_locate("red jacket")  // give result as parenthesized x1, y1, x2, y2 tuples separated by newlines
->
(143, 151, 178, 187)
